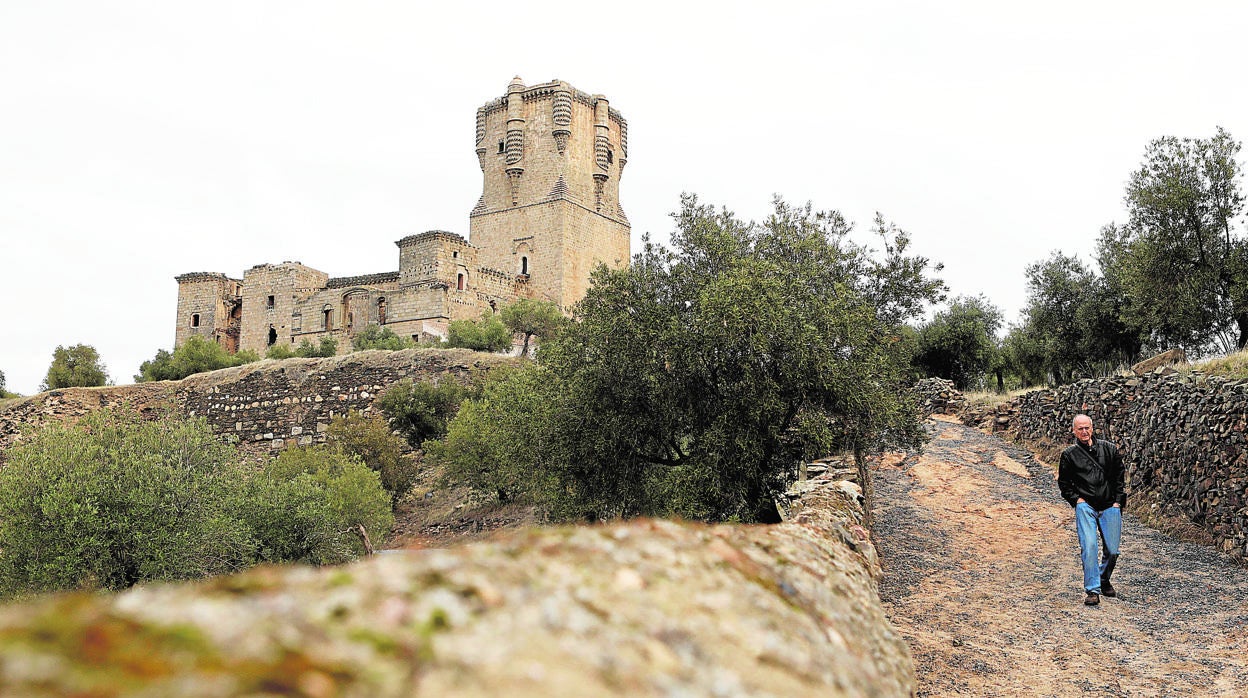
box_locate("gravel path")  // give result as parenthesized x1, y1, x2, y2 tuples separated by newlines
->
(873, 416, 1248, 697)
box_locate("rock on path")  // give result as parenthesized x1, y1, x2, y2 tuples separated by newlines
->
(874, 417, 1248, 697)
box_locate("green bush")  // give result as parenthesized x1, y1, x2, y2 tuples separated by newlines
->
(376, 378, 476, 448)
(0, 409, 255, 597)
(244, 447, 393, 563)
(266, 337, 338, 360)
(326, 412, 420, 504)
(351, 325, 414, 351)
(136, 336, 259, 382)
(265, 344, 297, 359)
(42, 344, 109, 389)
(446, 313, 513, 353)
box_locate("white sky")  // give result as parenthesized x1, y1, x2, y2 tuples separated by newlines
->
(2, 1, 1246, 395)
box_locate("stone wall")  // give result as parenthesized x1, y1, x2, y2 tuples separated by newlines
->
(0, 470, 913, 697)
(0, 348, 517, 462)
(1014, 371, 1248, 561)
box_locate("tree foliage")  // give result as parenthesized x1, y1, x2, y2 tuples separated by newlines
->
(912, 295, 1003, 391)
(0, 410, 255, 596)
(376, 378, 477, 448)
(266, 337, 339, 359)
(326, 412, 419, 504)
(0, 409, 393, 597)
(1106, 127, 1247, 352)
(41, 344, 109, 390)
(137, 336, 259, 382)
(351, 325, 414, 351)
(1008, 252, 1144, 386)
(500, 299, 564, 357)
(446, 313, 513, 353)
(244, 447, 393, 564)
(433, 196, 944, 522)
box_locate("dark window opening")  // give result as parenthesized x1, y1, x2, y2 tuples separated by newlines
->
(267, 326, 277, 346)
(323, 309, 333, 330)
(520, 256, 529, 275)
(457, 273, 465, 290)
(191, 313, 200, 328)
(497, 140, 505, 154)
(453, 250, 459, 258)
(266, 295, 275, 309)
(377, 298, 386, 325)
(347, 312, 354, 329)
(606, 149, 614, 164)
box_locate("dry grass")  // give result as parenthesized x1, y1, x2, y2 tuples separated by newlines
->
(1183, 349, 1248, 379)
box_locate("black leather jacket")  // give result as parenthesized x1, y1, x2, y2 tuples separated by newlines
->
(1058, 438, 1126, 511)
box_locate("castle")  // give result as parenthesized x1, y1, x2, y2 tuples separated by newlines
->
(174, 77, 630, 354)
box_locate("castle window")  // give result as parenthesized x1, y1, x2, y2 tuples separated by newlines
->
(520, 256, 529, 275)
(267, 326, 277, 346)
(323, 308, 333, 330)
(457, 273, 465, 291)
(606, 149, 614, 164)
(453, 250, 459, 258)
(377, 298, 386, 325)
(347, 312, 354, 330)
(497, 140, 505, 154)
(190, 313, 200, 328)
(266, 295, 275, 309)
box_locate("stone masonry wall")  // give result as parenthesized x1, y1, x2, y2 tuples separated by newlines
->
(0, 349, 517, 462)
(1014, 371, 1248, 561)
(0, 469, 914, 697)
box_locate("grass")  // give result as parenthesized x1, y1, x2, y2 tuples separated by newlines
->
(1181, 348, 1248, 379)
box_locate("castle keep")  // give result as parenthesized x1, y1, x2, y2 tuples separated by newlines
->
(174, 78, 630, 354)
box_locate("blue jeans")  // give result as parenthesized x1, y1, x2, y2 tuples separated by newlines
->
(1075, 502, 1121, 593)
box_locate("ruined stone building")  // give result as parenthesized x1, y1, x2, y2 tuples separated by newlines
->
(174, 77, 630, 355)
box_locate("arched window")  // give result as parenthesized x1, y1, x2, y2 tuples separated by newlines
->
(323, 307, 333, 330)
(457, 273, 466, 290)
(520, 256, 529, 275)
(190, 313, 200, 328)
(267, 326, 277, 346)
(377, 297, 386, 325)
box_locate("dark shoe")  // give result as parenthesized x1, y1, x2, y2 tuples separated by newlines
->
(1084, 592, 1100, 606)
(1101, 581, 1116, 598)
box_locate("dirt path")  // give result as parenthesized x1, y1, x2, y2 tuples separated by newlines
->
(874, 417, 1248, 697)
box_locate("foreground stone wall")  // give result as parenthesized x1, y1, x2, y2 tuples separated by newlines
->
(0, 473, 914, 697)
(1014, 371, 1248, 561)
(0, 349, 516, 461)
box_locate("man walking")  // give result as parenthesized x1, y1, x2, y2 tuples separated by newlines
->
(1058, 414, 1126, 606)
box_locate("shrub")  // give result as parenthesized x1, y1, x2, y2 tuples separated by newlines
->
(376, 378, 476, 448)
(446, 313, 513, 353)
(136, 336, 258, 382)
(297, 337, 339, 358)
(0, 409, 255, 597)
(326, 412, 420, 504)
(266, 343, 297, 359)
(351, 325, 414, 351)
(243, 447, 393, 564)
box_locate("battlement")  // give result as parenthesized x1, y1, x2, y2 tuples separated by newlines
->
(327, 272, 400, 289)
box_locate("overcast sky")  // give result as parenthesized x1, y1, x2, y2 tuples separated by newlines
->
(2, 1, 1246, 395)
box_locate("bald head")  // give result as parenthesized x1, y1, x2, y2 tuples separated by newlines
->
(1072, 414, 1093, 446)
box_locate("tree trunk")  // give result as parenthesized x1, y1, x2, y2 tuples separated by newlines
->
(1236, 312, 1248, 351)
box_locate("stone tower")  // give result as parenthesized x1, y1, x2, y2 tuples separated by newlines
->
(469, 77, 630, 310)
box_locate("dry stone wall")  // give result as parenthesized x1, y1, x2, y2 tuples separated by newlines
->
(0, 471, 913, 697)
(1014, 371, 1248, 561)
(0, 349, 517, 461)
